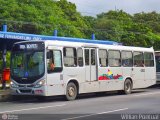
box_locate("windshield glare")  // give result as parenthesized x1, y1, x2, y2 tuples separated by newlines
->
(11, 51, 44, 78)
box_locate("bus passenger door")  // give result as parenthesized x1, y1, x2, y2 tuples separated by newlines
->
(84, 48, 97, 82)
(132, 52, 145, 88)
(144, 52, 156, 85)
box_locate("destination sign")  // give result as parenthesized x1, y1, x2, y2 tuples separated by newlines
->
(19, 44, 38, 49)
(12, 42, 44, 51)
(26, 44, 38, 49)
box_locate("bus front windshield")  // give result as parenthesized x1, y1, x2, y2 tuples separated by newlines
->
(11, 42, 45, 84)
(11, 51, 44, 77)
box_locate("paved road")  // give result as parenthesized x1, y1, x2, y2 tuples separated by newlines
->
(0, 86, 160, 120)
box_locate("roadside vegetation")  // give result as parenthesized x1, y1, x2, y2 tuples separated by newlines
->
(1, 0, 160, 71)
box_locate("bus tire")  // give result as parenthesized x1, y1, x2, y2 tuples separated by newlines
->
(124, 79, 132, 94)
(66, 82, 77, 101)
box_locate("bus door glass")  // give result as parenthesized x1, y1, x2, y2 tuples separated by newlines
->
(84, 48, 97, 82)
(122, 51, 133, 81)
(144, 52, 155, 81)
(132, 52, 145, 86)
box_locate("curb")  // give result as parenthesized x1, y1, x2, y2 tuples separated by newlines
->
(0, 90, 35, 102)
(0, 89, 11, 102)
(0, 94, 10, 102)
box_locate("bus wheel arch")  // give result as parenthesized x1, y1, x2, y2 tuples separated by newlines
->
(124, 78, 133, 94)
(65, 80, 79, 101)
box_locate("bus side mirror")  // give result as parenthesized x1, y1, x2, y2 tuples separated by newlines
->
(47, 51, 51, 59)
(47, 50, 53, 59)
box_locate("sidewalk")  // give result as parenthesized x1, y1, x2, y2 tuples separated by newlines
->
(0, 84, 11, 102)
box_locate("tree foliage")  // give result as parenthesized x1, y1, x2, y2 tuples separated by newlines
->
(0, 0, 92, 38)
(1, 0, 160, 71)
(93, 10, 160, 49)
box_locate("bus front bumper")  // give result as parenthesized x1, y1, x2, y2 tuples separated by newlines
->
(11, 86, 47, 96)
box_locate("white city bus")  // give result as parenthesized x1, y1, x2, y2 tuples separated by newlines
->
(10, 40, 156, 100)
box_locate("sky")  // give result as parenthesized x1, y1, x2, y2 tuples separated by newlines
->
(67, 0, 160, 16)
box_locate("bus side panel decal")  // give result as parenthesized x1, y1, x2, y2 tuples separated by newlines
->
(98, 69, 123, 80)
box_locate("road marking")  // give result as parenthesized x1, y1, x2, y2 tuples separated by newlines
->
(61, 108, 128, 120)
(0, 104, 66, 114)
(133, 92, 160, 97)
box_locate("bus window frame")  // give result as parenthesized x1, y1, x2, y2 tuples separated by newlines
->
(98, 49, 108, 67)
(144, 52, 154, 67)
(121, 50, 133, 67)
(108, 50, 121, 67)
(77, 47, 84, 67)
(47, 49, 63, 73)
(133, 51, 144, 67)
(63, 47, 77, 67)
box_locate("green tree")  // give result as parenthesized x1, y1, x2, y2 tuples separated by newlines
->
(0, 0, 91, 38)
(93, 10, 160, 48)
(94, 10, 133, 42)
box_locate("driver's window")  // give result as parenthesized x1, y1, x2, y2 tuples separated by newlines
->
(47, 50, 62, 73)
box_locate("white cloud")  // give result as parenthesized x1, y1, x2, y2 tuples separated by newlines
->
(68, 0, 160, 16)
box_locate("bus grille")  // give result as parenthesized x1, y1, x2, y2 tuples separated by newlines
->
(19, 89, 32, 93)
(18, 84, 34, 88)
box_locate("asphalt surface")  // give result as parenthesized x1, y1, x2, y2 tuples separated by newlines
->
(0, 85, 160, 120)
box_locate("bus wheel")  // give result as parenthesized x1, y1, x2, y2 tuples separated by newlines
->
(124, 79, 132, 94)
(66, 82, 77, 101)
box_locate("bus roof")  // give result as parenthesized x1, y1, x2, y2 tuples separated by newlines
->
(44, 40, 154, 52)
(45, 36, 120, 45)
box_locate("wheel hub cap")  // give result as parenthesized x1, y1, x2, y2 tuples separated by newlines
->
(68, 87, 75, 97)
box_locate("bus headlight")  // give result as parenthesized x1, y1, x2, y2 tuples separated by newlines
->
(34, 80, 45, 88)
(10, 81, 18, 88)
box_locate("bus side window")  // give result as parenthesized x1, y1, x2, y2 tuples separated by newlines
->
(121, 51, 133, 67)
(85, 49, 89, 65)
(91, 49, 95, 65)
(108, 50, 121, 67)
(99, 49, 108, 67)
(63, 47, 77, 67)
(77, 48, 83, 67)
(133, 52, 144, 67)
(144, 52, 154, 67)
